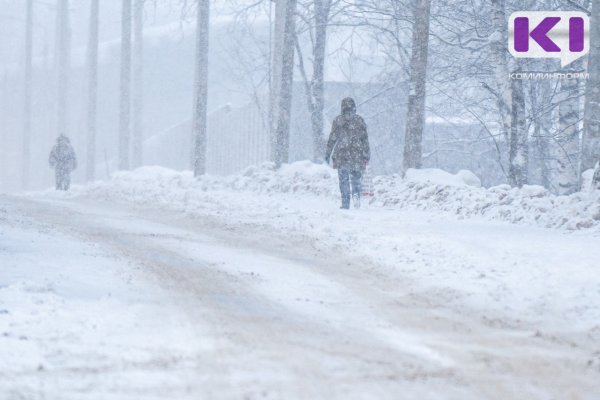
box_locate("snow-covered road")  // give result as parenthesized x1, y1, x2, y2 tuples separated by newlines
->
(1, 194, 599, 399)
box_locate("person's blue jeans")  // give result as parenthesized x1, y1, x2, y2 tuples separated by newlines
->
(338, 168, 362, 209)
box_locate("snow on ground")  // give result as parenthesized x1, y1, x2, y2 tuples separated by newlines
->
(53, 160, 600, 231)
(6, 161, 600, 398)
(0, 203, 210, 399)
(34, 161, 600, 339)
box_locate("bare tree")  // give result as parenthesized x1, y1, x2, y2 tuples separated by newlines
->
(528, 79, 553, 189)
(402, 0, 431, 172)
(1, 72, 8, 191)
(132, 0, 145, 169)
(509, 70, 528, 187)
(270, 0, 285, 143)
(192, 0, 210, 177)
(273, 0, 298, 167)
(22, 0, 33, 189)
(119, 0, 132, 170)
(86, 0, 100, 181)
(490, 0, 511, 143)
(56, 0, 70, 138)
(295, 0, 334, 162)
(310, 0, 331, 162)
(553, 62, 582, 194)
(582, 1, 600, 173)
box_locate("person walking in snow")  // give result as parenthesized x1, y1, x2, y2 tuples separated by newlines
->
(325, 97, 370, 209)
(594, 163, 600, 190)
(49, 135, 77, 191)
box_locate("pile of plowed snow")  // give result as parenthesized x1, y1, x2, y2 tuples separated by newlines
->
(61, 160, 600, 231)
(374, 172, 600, 230)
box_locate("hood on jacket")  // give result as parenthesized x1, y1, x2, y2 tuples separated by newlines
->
(57, 135, 70, 144)
(341, 97, 356, 115)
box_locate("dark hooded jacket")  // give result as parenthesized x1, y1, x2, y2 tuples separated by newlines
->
(325, 97, 370, 169)
(49, 135, 77, 172)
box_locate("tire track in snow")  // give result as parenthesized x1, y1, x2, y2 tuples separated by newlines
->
(5, 195, 599, 399)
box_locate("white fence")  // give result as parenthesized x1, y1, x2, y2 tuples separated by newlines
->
(144, 102, 271, 175)
(206, 104, 270, 175)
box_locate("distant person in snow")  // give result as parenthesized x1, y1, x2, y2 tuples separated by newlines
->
(49, 135, 77, 191)
(325, 97, 370, 209)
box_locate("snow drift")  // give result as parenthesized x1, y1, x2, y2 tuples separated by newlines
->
(55, 160, 600, 231)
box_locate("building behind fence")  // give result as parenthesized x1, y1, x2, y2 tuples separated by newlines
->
(145, 82, 408, 176)
(144, 81, 517, 187)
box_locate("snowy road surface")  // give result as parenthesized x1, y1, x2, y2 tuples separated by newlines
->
(1, 194, 599, 399)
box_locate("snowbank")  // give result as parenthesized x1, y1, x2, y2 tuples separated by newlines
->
(375, 175, 600, 231)
(58, 161, 600, 231)
(405, 168, 481, 188)
(582, 168, 596, 192)
(61, 161, 339, 204)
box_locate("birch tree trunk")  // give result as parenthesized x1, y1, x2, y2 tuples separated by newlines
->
(402, 0, 431, 172)
(0, 70, 7, 191)
(490, 0, 512, 144)
(132, 0, 144, 169)
(582, 1, 600, 173)
(22, 0, 33, 189)
(273, 0, 298, 167)
(553, 62, 582, 195)
(269, 0, 286, 152)
(1, 72, 9, 191)
(533, 119, 551, 189)
(57, 0, 70, 138)
(509, 73, 528, 187)
(86, 0, 99, 181)
(192, 0, 210, 177)
(310, 0, 331, 162)
(119, 0, 132, 170)
(529, 82, 551, 189)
